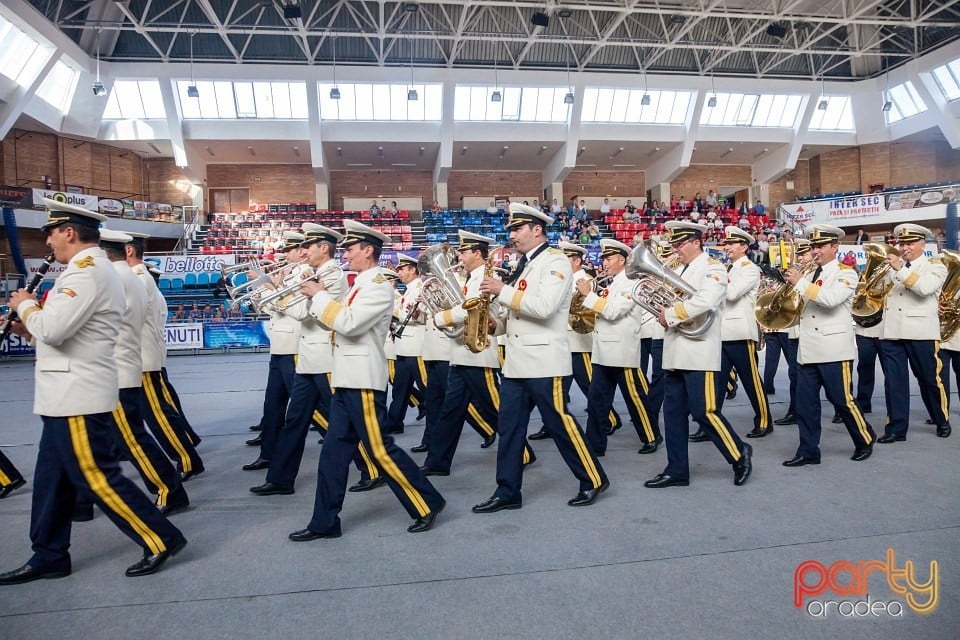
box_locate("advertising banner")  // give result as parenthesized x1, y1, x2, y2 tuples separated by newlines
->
(146, 254, 236, 276)
(827, 195, 885, 221)
(0, 185, 32, 208)
(165, 322, 204, 350)
(0, 331, 36, 356)
(32, 189, 99, 212)
(202, 320, 270, 349)
(887, 185, 960, 211)
(25, 257, 68, 278)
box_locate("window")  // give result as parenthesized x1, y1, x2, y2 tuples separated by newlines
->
(177, 81, 308, 119)
(808, 96, 855, 131)
(885, 81, 928, 124)
(453, 86, 569, 122)
(700, 92, 804, 127)
(932, 58, 960, 102)
(103, 80, 166, 119)
(0, 15, 51, 86)
(581, 88, 691, 124)
(318, 83, 442, 121)
(34, 59, 78, 113)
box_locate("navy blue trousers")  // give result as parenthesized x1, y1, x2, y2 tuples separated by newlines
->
(0, 450, 23, 487)
(493, 377, 606, 502)
(564, 352, 621, 431)
(141, 371, 203, 475)
(160, 367, 200, 445)
(419, 360, 497, 448)
(763, 332, 788, 393)
(307, 389, 444, 535)
(878, 339, 950, 436)
(640, 338, 665, 427)
(387, 355, 427, 433)
(258, 354, 297, 461)
(29, 413, 184, 571)
(662, 370, 745, 481)
(585, 364, 656, 454)
(720, 340, 773, 432)
(855, 335, 882, 413)
(795, 361, 875, 459)
(938, 347, 960, 412)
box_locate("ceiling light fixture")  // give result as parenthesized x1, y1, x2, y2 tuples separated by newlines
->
(640, 62, 651, 105)
(564, 54, 574, 105)
(186, 31, 199, 98)
(491, 57, 501, 103)
(402, 2, 419, 12)
(247, 146, 256, 157)
(293, 146, 300, 157)
(92, 29, 106, 96)
(720, 147, 734, 159)
(817, 76, 827, 110)
(537, 145, 548, 155)
(460, 145, 468, 156)
(330, 36, 340, 100)
(577, 146, 586, 157)
(765, 23, 787, 39)
(407, 50, 418, 101)
(882, 72, 893, 113)
(706, 73, 717, 108)
(557, 8, 573, 19)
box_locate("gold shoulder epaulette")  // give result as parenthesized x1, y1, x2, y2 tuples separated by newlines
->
(547, 248, 564, 255)
(930, 257, 943, 264)
(838, 263, 853, 270)
(73, 256, 95, 268)
(372, 273, 387, 284)
(707, 257, 720, 265)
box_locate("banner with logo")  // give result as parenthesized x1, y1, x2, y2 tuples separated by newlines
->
(25, 257, 68, 278)
(202, 320, 270, 349)
(146, 254, 236, 276)
(0, 185, 32, 208)
(827, 195, 885, 221)
(164, 322, 204, 350)
(0, 331, 35, 356)
(887, 185, 960, 211)
(32, 189, 99, 212)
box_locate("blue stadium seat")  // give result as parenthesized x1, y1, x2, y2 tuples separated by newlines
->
(171, 278, 184, 291)
(159, 279, 172, 292)
(197, 273, 210, 288)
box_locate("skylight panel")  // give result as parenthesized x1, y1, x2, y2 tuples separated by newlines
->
(700, 92, 802, 127)
(932, 58, 960, 102)
(318, 83, 442, 120)
(0, 16, 50, 86)
(453, 85, 568, 122)
(885, 81, 928, 124)
(580, 88, 691, 124)
(808, 96, 854, 131)
(35, 59, 78, 113)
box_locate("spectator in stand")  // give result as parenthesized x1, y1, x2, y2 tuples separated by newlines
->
(577, 200, 589, 221)
(369, 200, 381, 218)
(213, 277, 227, 299)
(738, 201, 749, 216)
(550, 198, 562, 214)
(226, 302, 242, 319)
(706, 190, 717, 207)
(625, 199, 637, 214)
(569, 219, 581, 239)
(212, 309, 226, 323)
(599, 198, 612, 214)
(189, 302, 202, 320)
(622, 208, 636, 223)
(632, 230, 645, 247)
(854, 228, 868, 244)
(578, 228, 592, 245)
(386, 201, 399, 218)
(202, 305, 214, 320)
(693, 192, 704, 212)
(754, 200, 765, 217)
(738, 214, 751, 230)
(756, 233, 770, 264)
(557, 212, 571, 234)
(431, 201, 442, 215)
(842, 250, 860, 272)
(540, 200, 551, 214)
(706, 208, 718, 224)
(171, 305, 186, 322)
(486, 201, 499, 214)
(690, 206, 701, 222)
(937, 230, 946, 250)
(568, 196, 578, 218)
(586, 221, 601, 242)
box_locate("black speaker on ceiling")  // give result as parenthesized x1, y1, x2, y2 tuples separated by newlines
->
(531, 12, 549, 28)
(766, 23, 788, 38)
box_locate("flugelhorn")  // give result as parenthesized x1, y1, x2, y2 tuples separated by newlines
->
(624, 245, 715, 337)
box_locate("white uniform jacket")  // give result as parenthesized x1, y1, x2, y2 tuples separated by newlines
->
(721, 257, 761, 342)
(494, 245, 573, 379)
(581, 270, 643, 368)
(641, 311, 665, 340)
(880, 254, 946, 341)
(19, 247, 123, 416)
(394, 278, 425, 357)
(385, 291, 400, 361)
(287, 259, 348, 374)
(434, 264, 502, 368)
(310, 267, 394, 391)
(568, 268, 595, 353)
(132, 263, 165, 372)
(662, 252, 726, 372)
(112, 260, 147, 389)
(793, 259, 857, 364)
(260, 263, 311, 355)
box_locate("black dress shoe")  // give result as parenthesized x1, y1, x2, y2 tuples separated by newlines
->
(480, 434, 496, 448)
(387, 427, 404, 435)
(408, 499, 445, 533)
(773, 413, 797, 425)
(688, 429, 710, 442)
(925, 418, 935, 424)
(605, 422, 622, 436)
(242, 457, 271, 471)
(125, 538, 187, 577)
(733, 443, 752, 486)
(0, 478, 26, 499)
(937, 424, 952, 438)
(568, 480, 610, 506)
(250, 482, 294, 496)
(832, 415, 843, 424)
(348, 476, 387, 492)
(746, 426, 773, 438)
(850, 444, 873, 461)
(289, 528, 341, 542)
(180, 468, 204, 483)
(0, 563, 71, 585)
(528, 429, 551, 440)
(637, 436, 663, 455)
(416, 408, 427, 421)
(410, 443, 429, 453)
(245, 435, 262, 446)
(782, 455, 821, 467)
(877, 434, 906, 443)
(419, 466, 450, 477)
(159, 485, 190, 517)
(472, 496, 521, 513)
(726, 387, 737, 400)
(249, 424, 262, 432)
(644, 473, 689, 488)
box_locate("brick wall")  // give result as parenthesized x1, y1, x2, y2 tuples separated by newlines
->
(561, 171, 646, 200)
(671, 164, 752, 202)
(808, 156, 821, 195)
(935, 140, 960, 183)
(859, 142, 891, 189)
(207, 164, 316, 206)
(816, 147, 861, 194)
(0, 228, 50, 261)
(447, 170, 543, 205)
(2, 130, 59, 188)
(768, 159, 811, 207)
(144, 159, 196, 207)
(329, 170, 434, 210)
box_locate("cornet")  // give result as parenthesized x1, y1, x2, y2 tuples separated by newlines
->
(254, 261, 345, 313)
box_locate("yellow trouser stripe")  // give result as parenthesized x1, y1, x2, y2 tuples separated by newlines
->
(727, 368, 737, 391)
(498, 346, 505, 368)
(312, 410, 328, 430)
(416, 357, 428, 386)
(113, 401, 169, 506)
(0, 466, 12, 485)
(142, 373, 193, 473)
(68, 417, 165, 555)
(360, 390, 428, 515)
(624, 369, 655, 441)
(582, 352, 593, 379)
(934, 342, 949, 421)
(704, 372, 741, 461)
(746, 342, 771, 430)
(388, 360, 395, 382)
(467, 403, 495, 436)
(522, 445, 531, 464)
(552, 377, 602, 488)
(483, 368, 501, 409)
(158, 374, 177, 408)
(841, 361, 872, 443)
(356, 441, 379, 479)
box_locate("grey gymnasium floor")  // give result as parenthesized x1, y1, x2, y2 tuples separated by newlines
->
(0, 351, 957, 640)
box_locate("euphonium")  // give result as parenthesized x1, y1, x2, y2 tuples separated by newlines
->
(754, 262, 816, 331)
(938, 249, 960, 342)
(624, 245, 715, 337)
(851, 242, 899, 328)
(568, 274, 598, 334)
(461, 247, 502, 353)
(417, 244, 466, 339)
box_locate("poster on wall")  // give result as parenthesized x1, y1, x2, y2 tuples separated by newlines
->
(887, 185, 960, 211)
(827, 195, 885, 221)
(145, 254, 236, 275)
(32, 189, 99, 212)
(165, 323, 204, 350)
(0, 185, 32, 208)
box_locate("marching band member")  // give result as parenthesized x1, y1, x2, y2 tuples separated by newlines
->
(421, 231, 535, 475)
(0, 201, 185, 583)
(243, 232, 308, 470)
(125, 233, 204, 481)
(386, 254, 428, 434)
(288, 221, 445, 539)
(938, 298, 960, 416)
(853, 317, 883, 418)
(384, 269, 425, 424)
(577, 239, 659, 456)
(0, 451, 26, 499)
(474, 204, 608, 512)
(770, 238, 812, 425)
(639, 241, 672, 433)
(781, 224, 876, 466)
(645, 221, 753, 488)
(719, 226, 773, 438)
(878, 224, 951, 441)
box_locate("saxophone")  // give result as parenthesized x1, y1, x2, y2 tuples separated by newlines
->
(568, 274, 597, 334)
(461, 249, 500, 353)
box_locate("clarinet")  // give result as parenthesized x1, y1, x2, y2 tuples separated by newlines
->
(1, 254, 55, 343)
(391, 297, 422, 341)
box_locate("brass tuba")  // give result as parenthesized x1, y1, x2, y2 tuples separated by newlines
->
(938, 249, 960, 342)
(417, 244, 466, 339)
(624, 245, 715, 337)
(851, 242, 899, 328)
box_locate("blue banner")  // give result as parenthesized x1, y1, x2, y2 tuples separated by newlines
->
(3, 207, 27, 276)
(202, 320, 270, 349)
(1, 331, 36, 356)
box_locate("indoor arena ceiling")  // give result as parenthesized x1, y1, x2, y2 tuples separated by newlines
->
(22, 0, 960, 80)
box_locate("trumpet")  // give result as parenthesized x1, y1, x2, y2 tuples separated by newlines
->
(254, 261, 345, 313)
